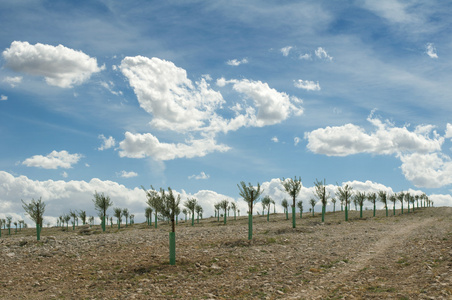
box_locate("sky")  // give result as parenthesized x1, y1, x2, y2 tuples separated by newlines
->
(1, 0, 452, 226)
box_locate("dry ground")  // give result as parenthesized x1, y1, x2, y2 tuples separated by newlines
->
(1, 207, 451, 299)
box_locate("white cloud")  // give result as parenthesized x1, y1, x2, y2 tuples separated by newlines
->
(119, 56, 304, 162)
(280, 46, 293, 56)
(98, 134, 116, 151)
(2, 41, 104, 88)
(3, 76, 22, 87)
(315, 47, 333, 61)
(117, 170, 138, 178)
(222, 78, 304, 127)
(294, 79, 321, 91)
(426, 43, 438, 59)
(22, 150, 82, 169)
(226, 58, 248, 66)
(61, 171, 68, 178)
(188, 171, 210, 180)
(299, 53, 312, 60)
(120, 56, 225, 133)
(294, 137, 301, 146)
(271, 136, 279, 143)
(445, 123, 452, 139)
(0, 95, 7, 101)
(118, 132, 230, 161)
(305, 114, 443, 157)
(399, 152, 452, 188)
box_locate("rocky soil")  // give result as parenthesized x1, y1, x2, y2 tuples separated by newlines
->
(1, 207, 451, 299)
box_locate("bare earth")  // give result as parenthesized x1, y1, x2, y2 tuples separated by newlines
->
(1, 207, 451, 299)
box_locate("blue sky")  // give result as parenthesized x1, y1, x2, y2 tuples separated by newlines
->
(1, 0, 452, 225)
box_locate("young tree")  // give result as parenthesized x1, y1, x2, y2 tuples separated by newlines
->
(237, 181, 262, 240)
(143, 186, 163, 228)
(404, 192, 411, 213)
(130, 214, 135, 225)
(122, 208, 130, 227)
(378, 191, 388, 217)
(159, 187, 180, 265)
(145, 207, 153, 226)
(195, 204, 203, 224)
(93, 191, 113, 232)
(261, 196, 271, 222)
(297, 200, 303, 218)
(367, 192, 377, 217)
(13, 221, 17, 234)
(281, 199, 289, 220)
(114, 207, 122, 229)
(355, 192, 366, 219)
(309, 198, 316, 216)
(69, 210, 78, 230)
(314, 179, 329, 223)
(409, 194, 415, 212)
(214, 202, 221, 222)
(331, 198, 336, 213)
(230, 202, 237, 220)
(397, 191, 405, 214)
(281, 176, 302, 228)
(182, 208, 188, 222)
(21, 197, 46, 240)
(219, 199, 229, 225)
(337, 184, 353, 221)
(6, 216, 12, 235)
(184, 198, 197, 226)
(64, 214, 71, 230)
(389, 194, 397, 215)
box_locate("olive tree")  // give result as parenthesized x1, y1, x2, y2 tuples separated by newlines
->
(281, 176, 302, 228)
(143, 186, 163, 228)
(281, 199, 289, 220)
(122, 208, 130, 227)
(21, 197, 46, 240)
(159, 187, 180, 265)
(314, 179, 329, 223)
(230, 202, 237, 220)
(195, 204, 203, 224)
(261, 196, 271, 222)
(309, 198, 316, 216)
(389, 194, 397, 215)
(93, 191, 113, 232)
(237, 181, 262, 240)
(219, 199, 229, 224)
(337, 184, 353, 221)
(367, 192, 377, 217)
(114, 207, 122, 229)
(297, 200, 303, 218)
(78, 210, 87, 225)
(355, 191, 366, 219)
(184, 198, 197, 226)
(70, 210, 77, 230)
(378, 191, 388, 217)
(145, 207, 153, 226)
(397, 191, 405, 214)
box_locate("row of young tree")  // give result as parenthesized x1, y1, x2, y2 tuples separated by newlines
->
(10, 178, 434, 266)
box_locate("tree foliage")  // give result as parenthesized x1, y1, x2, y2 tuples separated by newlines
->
(21, 197, 46, 227)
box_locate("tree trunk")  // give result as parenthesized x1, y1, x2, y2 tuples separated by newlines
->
(321, 205, 325, 222)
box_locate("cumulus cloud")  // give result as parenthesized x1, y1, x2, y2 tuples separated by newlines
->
(294, 79, 321, 91)
(120, 56, 225, 132)
(3, 76, 22, 87)
(226, 58, 248, 66)
(98, 134, 116, 151)
(305, 114, 443, 157)
(280, 46, 293, 56)
(426, 43, 438, 59)
(117, 170, 138, 178)
(315, 47, 333, 61)
(61, 171, 68, 178)
(188, 172, 210, 180)
(0, 95, 7, 101)
(271, 136, 279, 143)
(119, 56, 303, 161)
(221, 78, 304, 127)
(22, 150, 83, 169)
(118, 132, 230, 161)
(294, 137, 301, 146)
(2, 41, 104, 88)
(445, 123, 452, 139)
(399, 152, 452, 188)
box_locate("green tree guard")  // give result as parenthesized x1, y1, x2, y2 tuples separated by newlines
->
(169, 232, 176, 265)
(292, 206, 296, 228)
(248, 213, 253, 240)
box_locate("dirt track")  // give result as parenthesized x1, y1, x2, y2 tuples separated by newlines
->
(1, 207, 451, 299)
